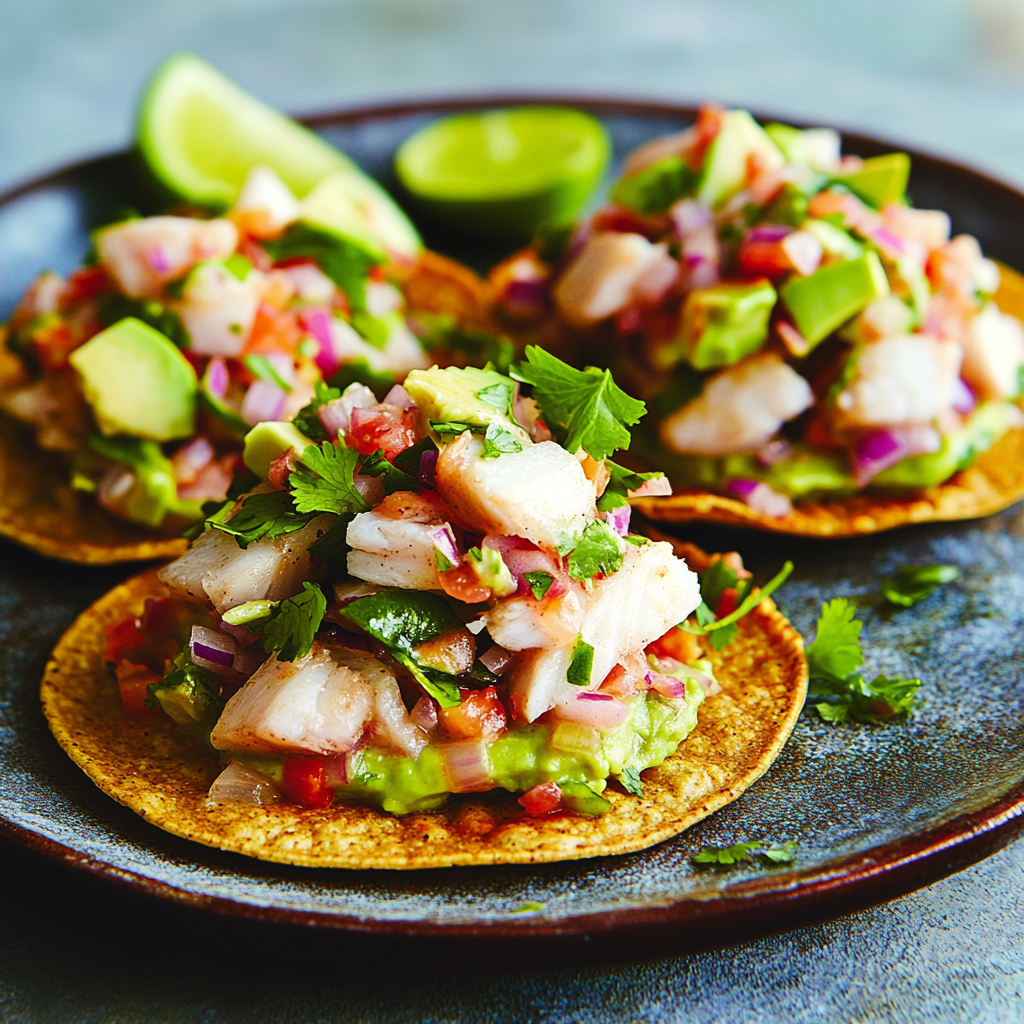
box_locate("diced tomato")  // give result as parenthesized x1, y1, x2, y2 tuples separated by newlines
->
(690, 103, 725, 168)
(615, 306, 644, 335)
(62, 266, 111, 305)
(247, 303, 303, 355)
(715, 587, 739, 619)
(347, 406, 420, 460)
(104, 598, 211, 673)
(518, 781, 562, 816)
(438, 687, 508, 742)
(105, 616, 145, 665)
(30, 316, 79, 371)
(647, 625, 702, 667)
(438, 562, 492, 604)
(281, 756, 334, 809)
(115, 661, 163, 717)
(267, 447, 298, 490)
(591, 206, 667, 240)
(803, 409, 842, 451)
(739, 240, 792, 279)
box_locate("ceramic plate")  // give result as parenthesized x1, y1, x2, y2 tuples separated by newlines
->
(1, 98, 1023, 966)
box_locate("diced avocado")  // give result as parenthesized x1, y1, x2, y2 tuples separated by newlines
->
(763, 448, 855, 498)
(467, 546, 517, 597)
(611, 155, 697, 216)
(671, 281, 777, 371)
(804, 219, 864, 260)
(69, 317, 197, 441)
(697, 110, 785, 209)
(765, 124, 840, 171)
(781, 252, 890, 348)
(243, 421, 316, 479)
(89, 434, 205, 527)
(834, 153, 911, 209)
(403, 365, 524, 435)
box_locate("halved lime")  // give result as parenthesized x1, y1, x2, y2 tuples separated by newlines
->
(136, 53, 421, 256)
(394, 107, 610, 241)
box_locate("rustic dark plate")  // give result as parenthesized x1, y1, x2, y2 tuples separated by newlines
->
(1, 98, 1023, 967)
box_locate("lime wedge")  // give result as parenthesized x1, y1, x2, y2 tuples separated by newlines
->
(394, 107, 609, 241)
(136, 53, 421, 256)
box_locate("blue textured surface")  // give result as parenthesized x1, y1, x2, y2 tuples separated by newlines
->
(2, 2, 1024, 1020)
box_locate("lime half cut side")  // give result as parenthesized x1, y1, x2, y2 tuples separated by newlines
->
(136, 53, 421, 256)
(395, 107, 610, 241)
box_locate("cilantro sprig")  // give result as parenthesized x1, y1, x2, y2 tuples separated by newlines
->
(207, 490, 319, 548)
(511, 346, 646, 461)
(247, 582, 328, 663)
(567, 520, 625, 581)
(290, 441, 371, 516)
(882, 564, 960, 608)
(692, 840, 798, 869)
(805, 598, 922, 724)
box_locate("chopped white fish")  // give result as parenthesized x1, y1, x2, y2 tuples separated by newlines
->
(211, 644, 425, 759)
(96, 216, 237, 300)
(580, 541, 701, 687)
(833, 334, 962, 430)
(961, 303, 1024, 401)
(482, 588, 584, 651)
(553, 232, 668, 328)
(346, 492, 450, 590)
(436, 434, 595, 552)
(170, 260, 263, 357)
(660, 352, 813, 456)
(506, 645, 576, 724)
(158, 514, 331, 614)
(230, 166, 300, 238)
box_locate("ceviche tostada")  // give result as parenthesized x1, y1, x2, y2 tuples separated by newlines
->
(490, 105, 1024, 536)
(0, 59, 501, 564)
(41, 353, 805, 868)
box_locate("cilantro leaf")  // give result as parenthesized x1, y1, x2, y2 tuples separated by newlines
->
(290, 442, 371, 516)
(208, 491, 318, 549)
(511, 346, 646, 461)
(692, 839, 798, 868)
(293, 380, 341, 443)
(567, 520, 625, 581)
(707, 621, 738, 651)
(882, 564, 961, 608)
(431, 421, 479, 437)
(623, 534, 649, 547)
(523, 570, 554, 600)
(618, 765, 644, 797)
(477, 381, 514, 414)
(566, 635, 595, 687)
(597, 460, 665, 512)
(481, 421, 525, 459)
(248, 582, 327, 662)
(760, 840, 799, 864)
(699, 559, 740, 614)
(805, 598, 864, 683)
(360, 449, 417, 494)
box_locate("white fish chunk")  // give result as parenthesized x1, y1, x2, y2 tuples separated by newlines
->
(482, 587, 584, 651)
(230, 166, 300, 238)
(170, 260, 263, 356)
(436, 433, 595, 552)
(660, 352, 813, 455)
(961, 303, 1024, 401)
(506, 645, 576, 724)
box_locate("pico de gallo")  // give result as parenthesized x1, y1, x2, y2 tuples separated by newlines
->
(490, 105, 1024, 516)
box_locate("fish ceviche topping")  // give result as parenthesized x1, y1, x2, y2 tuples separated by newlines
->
(103, 349, 775, 816)
(490, 105, 1024, 517)
(0, 164, 495, 530)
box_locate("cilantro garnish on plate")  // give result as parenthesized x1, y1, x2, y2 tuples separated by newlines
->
(805, 598, 922, 724)
(882, 564, 961, 608)
(692, 839, 797, 868)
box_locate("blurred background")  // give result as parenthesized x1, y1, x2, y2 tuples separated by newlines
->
(4, 0, 1024, 191)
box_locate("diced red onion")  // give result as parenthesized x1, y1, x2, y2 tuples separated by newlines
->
(171, 436, 215, 482)
(205, 357, 229, 399)
(439, 741, 492, 793)
(148, 246, 171, 274)
(207, 762, 281, 806)
(411, 696, 438, 731)
(649, 671, 688, 698)
(600, 504, 632, 536)
(628, 476, 672, 498)
(633, 251, 679, 305)
(233, 648, 267, 677)
(728, 479, 793, 518)
(670, 199, 713, 238)
(851, 425, 941, 487)
(756, 438, 792, 465)
(241, 380, 286, 425)
(727, 478, 760, 497)
(430, 525, 459, 567)
(218, 620, 258, 648)
(264, 351, 296, 388)
(190, 625, 237, 670)
(746, 224, 792, 244)
(864, 225, 906, 258)
(300, 307, 340, 377)
(554, 693, 628, 730)
(484, 534, 567, 598)
(383, 384, 416, 409)
(505, 278, 548, 307)
(479, 645, 513, 675)
(777, 319, 810, 357)
(333, 580, 382, 606)
(419, 448, 438, 489)
(951, 377, 977, 415)
(324, 755, 348, 788)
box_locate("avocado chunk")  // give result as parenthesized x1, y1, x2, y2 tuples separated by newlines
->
(834, 153, 910, 209)
(611, 155, 697, 215)
(697, 110, 785, 209)
(671, 281, 777, 371)
(243, 421, 316, 480)
(403, 365, 525, 436)
(804, 218, 863, 260)
(781, 252, 890, 348)
(69, 317, 197, 441)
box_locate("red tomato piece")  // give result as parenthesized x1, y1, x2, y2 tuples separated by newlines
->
(738, 241, 792, 279)
(438, 687, 508, 743)
(646, 625, 703, 667)
(281, 756, 334, 809)
(62, 265, 111, 305)
(105, 616, 144, 665)
(115, 661, 163, 717)
(715, 587, 739, 619)
(346, 406, 420, 460)
(247, 303, 303, 355)
(518, 781, 562, 816)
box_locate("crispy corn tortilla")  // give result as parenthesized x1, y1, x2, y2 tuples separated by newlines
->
(0, 251, 493, 564)
(40, 541, 807, 870)
(635, 263, 1024, 537)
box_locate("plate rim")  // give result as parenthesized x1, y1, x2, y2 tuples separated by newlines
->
(2, 92, 1024, 959)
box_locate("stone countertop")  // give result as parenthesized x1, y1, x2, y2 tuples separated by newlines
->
(1, 1, 1023, 1020)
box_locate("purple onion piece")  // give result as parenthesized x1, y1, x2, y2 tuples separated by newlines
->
(726, 478, 761, 498)
(602, 504, 631, 536)
(952, 377, 977, 415)
(505, 278, 548, 307)
(205, 357, 229, 400)
(419, 448, 438, 490)
(746, 224, 792, 244)
(430, 525, 459, 566)
(578, 692, 615, 702)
